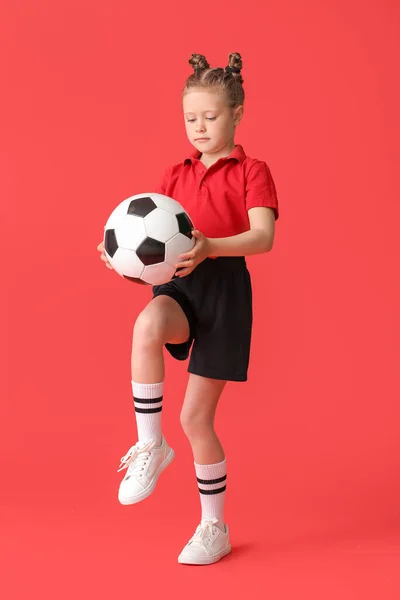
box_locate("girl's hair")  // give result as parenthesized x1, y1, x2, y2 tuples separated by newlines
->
(183, 53, 245, 108)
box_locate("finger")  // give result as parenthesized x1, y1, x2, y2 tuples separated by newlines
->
(179, 252, 195, 261)
(180, 244, 198, 256)
(175, 260, 194, 269)
(175, 260, 194, 270)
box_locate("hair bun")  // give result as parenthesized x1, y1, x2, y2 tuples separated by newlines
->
(227, 52, 243, 73)
(225, 65, 241, 74)
(188, 53, 210, 71)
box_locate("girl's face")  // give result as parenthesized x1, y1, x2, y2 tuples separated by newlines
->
(183, 89, 243, 157)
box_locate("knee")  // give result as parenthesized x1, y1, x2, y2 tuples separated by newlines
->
(180, 407, 213, 439)
(133, 309, 167, 350)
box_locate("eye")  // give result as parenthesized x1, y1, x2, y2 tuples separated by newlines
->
(185, 117, 217, 123)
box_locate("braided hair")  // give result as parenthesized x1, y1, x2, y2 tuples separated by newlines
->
(183, 53, 245, 107)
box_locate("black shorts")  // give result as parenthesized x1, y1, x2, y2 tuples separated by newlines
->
(152, 256, 253, 382)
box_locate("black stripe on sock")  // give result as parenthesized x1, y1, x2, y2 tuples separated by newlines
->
(135, 406, 162, 414)
(197, 474, 227, 485)
(134, 396, 163, 404)
(198, 485, 226, 495)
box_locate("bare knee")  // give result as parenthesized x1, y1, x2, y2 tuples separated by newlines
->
(133, 307, 168, 351)
(180, 407, 214, 440)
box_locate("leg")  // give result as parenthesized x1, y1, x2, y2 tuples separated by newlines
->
(118, 295, 190, 505)
(180, 374, 227, 464)
(180, 374, 228, 525)
(131, 295, 190, 383)
(177, 374, 231, 565)
(130, 295, 190, 444)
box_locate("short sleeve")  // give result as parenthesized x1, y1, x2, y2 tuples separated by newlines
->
(245, 161, 279, 220)
(154, 165, 172, 195)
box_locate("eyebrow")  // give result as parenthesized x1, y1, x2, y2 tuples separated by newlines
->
(184, 110, 219, 116)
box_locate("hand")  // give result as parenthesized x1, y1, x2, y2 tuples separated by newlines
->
(97, 240, 113, 270)
(175, 229, 211, 277)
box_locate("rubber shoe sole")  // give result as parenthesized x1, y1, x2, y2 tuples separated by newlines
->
(178, 545, 232, 565)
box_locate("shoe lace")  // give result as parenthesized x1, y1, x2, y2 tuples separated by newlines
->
(117, 439, 156, 474)
(190, 517, 219, 544)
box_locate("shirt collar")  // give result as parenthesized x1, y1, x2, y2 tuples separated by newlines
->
(184, 144, 246, 166)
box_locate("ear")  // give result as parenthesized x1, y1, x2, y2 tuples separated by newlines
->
(233, 104, 244, 126)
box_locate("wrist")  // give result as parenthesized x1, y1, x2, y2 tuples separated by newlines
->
(207, 237, 218, 258)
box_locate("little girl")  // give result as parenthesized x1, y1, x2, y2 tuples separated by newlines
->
(97, 52, 279, 565)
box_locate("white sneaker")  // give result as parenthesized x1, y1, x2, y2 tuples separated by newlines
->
(178, 517, 232, 565)
(117, 435, 174, 505)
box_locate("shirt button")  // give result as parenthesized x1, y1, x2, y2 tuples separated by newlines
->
(199, 170, 204, 174)
(201, 181, 205, 186)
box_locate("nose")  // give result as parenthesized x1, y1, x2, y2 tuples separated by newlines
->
(195, 119, 206, 133)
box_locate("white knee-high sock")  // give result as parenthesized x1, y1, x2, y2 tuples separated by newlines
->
(131, 381, 163, 446)
(194, 458, 227, 529)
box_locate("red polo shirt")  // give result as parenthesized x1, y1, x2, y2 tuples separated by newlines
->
(155, 144, 279, 239)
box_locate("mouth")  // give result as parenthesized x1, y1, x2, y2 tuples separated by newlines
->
(195, 138, 210, 142)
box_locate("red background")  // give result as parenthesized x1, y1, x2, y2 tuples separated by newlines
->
(2, 0, 400, 598)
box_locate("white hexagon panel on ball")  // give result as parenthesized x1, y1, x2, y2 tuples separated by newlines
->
(142, 262, 176, 285)
(165, 232, 195, 268)
(110, 248, 145, 279)
(115, 215, 147, 251)
(144, 208, 180, 243)
(151, 193, 186, 215)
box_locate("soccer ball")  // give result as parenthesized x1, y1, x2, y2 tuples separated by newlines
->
(103, 193, 195, 285)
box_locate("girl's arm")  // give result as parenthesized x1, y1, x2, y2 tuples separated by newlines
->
(176, 207, 276, 277)
(208, 207, 276, 257)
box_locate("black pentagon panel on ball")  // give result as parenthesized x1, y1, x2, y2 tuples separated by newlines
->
(127, 197, 157, 218)
(136, 237, 165, 266)
(176, 213, 194, 239)
(104, 229, 118, 258)
(123, 276, 149, 285)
